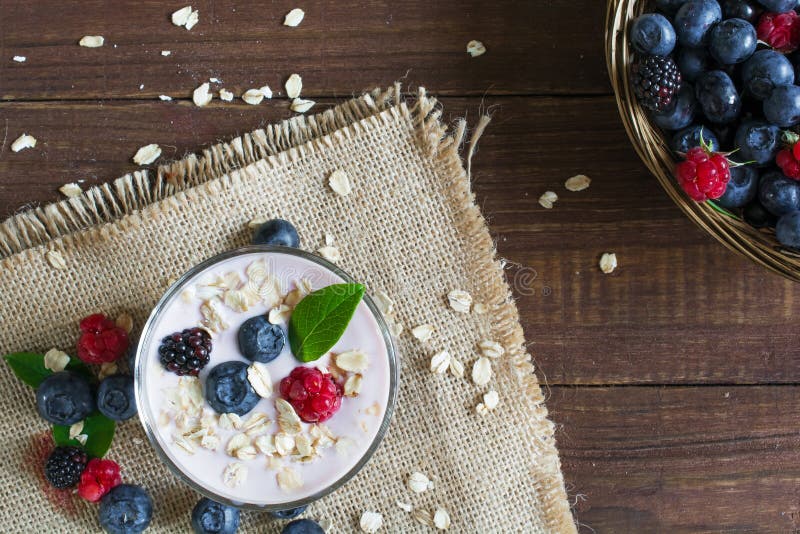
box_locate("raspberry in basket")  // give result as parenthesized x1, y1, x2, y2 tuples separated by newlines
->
(675, 135, 737, 202)
(77, 313, 129, 364)
(757, 10, 800, 53)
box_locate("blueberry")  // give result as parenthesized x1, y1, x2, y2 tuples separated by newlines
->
(270, 505, 308, 519)
(743, 199, 778, 227)
(99, 484, 153, 534)
(630, 14, 677, 56)
(776, 210, 800, 247)
(656, 0, 691, 14)
(674, 0, 722, 47)
(694, 70, 741, 124)
(252, 219, 300, 248)
(676, 47, 712, 83)
(709, 18, 756, 64)
(97, 374, 137, 421)
(36, 371, 95, 425)
(191, 498, 240, 534)
(281, 519, 325, 534)
(717, 165, 759, 208)
(742, 50, 795, 100)
(237, 316, 285, 363)
(755, 0, 798, 11)
(721, 0, 762, 23)
(651, 84, 696, 130)
(759, 170, 800, 215)
(205, 361, 260, 416)
(764, 85, 800, 127)
(671, 125, 720, 153)
(734, 120, 780, 166)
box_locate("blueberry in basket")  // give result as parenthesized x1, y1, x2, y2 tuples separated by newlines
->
(627, 0, 800, 250)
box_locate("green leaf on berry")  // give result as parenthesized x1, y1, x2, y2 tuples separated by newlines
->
(2, 352, 92, 388)
(52, 412, 116, 458)
(288, 283, 365, 362)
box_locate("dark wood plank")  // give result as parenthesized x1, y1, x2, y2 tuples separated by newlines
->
(551, 385, 800, 533)
(1, 97, 798, 385)
(0, 0, 609, 100)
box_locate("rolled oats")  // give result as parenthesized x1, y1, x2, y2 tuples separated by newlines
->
(276, 398, 302, 434)
(46, 250, 67, 270)
(247, 362, 273, 398)
(69, 421, 84, 440)
(295, 434, 313, 457)
(430, 350, 451, 374)
(115, 312, 134, 334)
(335, 436, 355, 456)
(12, 56, 25, 62)
(59, 183, 82, 198)
(539, 191, 558, 209)
(79, 36, 104, 48)
(269, 304, 292, 324)
(335, 350, 369, 372)
(277, 467, 303, 491)
(193, 82, 212, 107)
(290, 98, 315, 113)
(219, 88, 234, 102)
(75, 434, 88, 446)
(478, 339, 504, 359)
(200, 433, 220, 451)
(274, 433, 296, 456)
(285, 74, 302, 99)
(174, 435, 196, 454)
(284, 8, 305, 26)
(373, 291, 394, 315)
(397, 501, 414, 513)
(449, 357, 465, 379)
(434, 508, 451, 530)
(408, 471, 433, 493)
(223, 462, 247, 487)
(359, 511, 383, 533)
(254, 435, 277, 456)
(412, 509, 434, 527)
(565, 174, 591, 192)
(44, 348, 69, 373)
(599, 252, 618, 274)
(317, 245, 341, 262)
(447, 289, 472, 313)
(328, 169, 352, 196)
(344, 374, 363, 397)
(227, 434, 252, 457)
(234, 445, 258, 460)
(98, 361, 118, 380)
(472, 357, 492, 386)
(132, 143, 161, 165)
(242, 89, 265, 105)
(219, 413, 242, 430)
(411, 324, 434, 342)
(483, 390, 500, 410)
(466, 40, 486, 57)
(11, 133, 36, 152)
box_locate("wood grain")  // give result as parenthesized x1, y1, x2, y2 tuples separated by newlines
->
(1, 97, 798, 386)
(0, 0, 609, 100)
(552, 386, 800, 533)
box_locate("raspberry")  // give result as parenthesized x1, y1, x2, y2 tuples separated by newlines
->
(77, 458, 122, 502)
(158, 327, 212, 376)
(44, 446, 88, 489)
(630, 55, 681, 112)
(77, 313, 129, 364)
(279, 367, 343, 423)
(757, 11, 800, 53)
(776, 142, 800, 180)
(675, 144, 733, 202)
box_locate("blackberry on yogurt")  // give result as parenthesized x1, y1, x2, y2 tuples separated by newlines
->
(158, 327, 212, 376)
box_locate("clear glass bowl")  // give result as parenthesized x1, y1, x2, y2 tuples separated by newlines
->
(134, 245, 399, 511)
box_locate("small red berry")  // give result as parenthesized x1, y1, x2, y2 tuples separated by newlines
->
(757, 11, 800, 53)
(675, 139, 734, 202)
(777, 146, 800, 179)
(77, 458, 122, 502)
(77, 313, 129, 364)
(279, 366, 344, 423)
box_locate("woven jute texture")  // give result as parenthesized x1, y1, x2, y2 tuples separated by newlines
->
(0, 86, 574, 533)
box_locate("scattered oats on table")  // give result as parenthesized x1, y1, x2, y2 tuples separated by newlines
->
(408, 471, 433, 493)
(430, 350, 451, 374)
(472, 357, 492, 386)
(13, 55, 26, 62)
(411, 324, 435, 342)
(284, 8, 305, 26)
(78, 36, 104, 48)
(158, 95, 172, 101)
(259, 85, 273, 98)
(219, 88, 234, 102)
(447, 289, 472, 313)
(565, 174, 591, 191)
(328, 169, 353, 196)
(467, 40, 487, 57)
(132, 143, 162, 165)
(434, 508, 452, 530)
(599, 252, 618, 274)
(11, 133, 36, 152)
(359, 511, 383, 533)
(539, 191, 558, 209)
(285, 73, 303, 98)
(59, 183, 82, 198)
(160, 50, 171, 56)
(172, 6, 199, 30)
(290, 98, 315, 113)
(478, 339, 504, 359)
(242, 88, 265, 105)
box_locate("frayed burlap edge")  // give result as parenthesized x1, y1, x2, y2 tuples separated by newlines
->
(0, 85, 575, 533)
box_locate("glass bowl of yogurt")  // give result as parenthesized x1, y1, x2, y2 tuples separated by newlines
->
(134, 246, 398, 511)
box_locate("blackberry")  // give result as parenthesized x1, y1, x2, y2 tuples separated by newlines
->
(45, 446, 88, 488)
(158, 327, 212, 376)
(630, 55, 682, 112)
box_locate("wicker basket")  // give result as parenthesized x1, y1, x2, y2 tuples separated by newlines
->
(605, 0, 800, 282)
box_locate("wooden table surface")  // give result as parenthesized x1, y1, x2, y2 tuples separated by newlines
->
(2, 1, 799, 532)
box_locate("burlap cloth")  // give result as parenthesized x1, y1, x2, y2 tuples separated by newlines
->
(0, 86, 574, 533)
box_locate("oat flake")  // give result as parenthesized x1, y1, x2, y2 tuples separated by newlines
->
(158, 95, 172, 101)
(290, 98, 315, 113)
(565, 174, 591, 191)
(284, 8, 305, 26)
(277, 467, 303, 491)
(247, 362, 273, 397)
(242, 88, 265, 105)
(411, 324, 434, 342)
(268, 304, 291, 324)
(344, 374, 363, 397)
(13, 56, 26, 62)
(285, 74, 303, 99)
(447, 289, 472, 313)
(193, 82, 212, 107)
(59, 183, 82, 198)
(600, 252, 618, 274)
(75, 434, 88, 446)
(449, 357, 465, 379)
(539, 191, 558, 209)
(132, 144, 162, 165)
(335, 350, 369, 372)
(223, 462, 247, 487)
(98, 361, 118, 380)
(161, 50, 171, 56)
(472, 357, 492, 386)
(219, 88, 234, 102)
(467, 40, 487, 57)
(359, 511, 383, 533)
(373, 291, 394, 315)
(46, 250, 67, 270)
(68, 421, 84, 440)
(397, 501, 414, 513)
(408, 471, 432, 493)
(11, 133, 36, 152)
(412, 509, 434, 527)
(328, 169, 352, 196)
(430, 350, 451, 374)
(260, 85, 273, 99)
(276, 398, 302, 434)
(115, 313, 134, 334)
(434, 508, 451, 530)
(483, 390, 500, 410)
(44, 349, 69, 372)
(478, 339, 504, 359)
(79, 36, 104, 48)
(317, 245, 341, 262)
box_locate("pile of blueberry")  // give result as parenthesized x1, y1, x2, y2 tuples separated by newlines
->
(630, 0, 800, 247)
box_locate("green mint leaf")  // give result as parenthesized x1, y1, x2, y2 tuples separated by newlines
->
(53, 412, 116, 458)
(3, 352, 92, 388)
(288, 283, 365, 362)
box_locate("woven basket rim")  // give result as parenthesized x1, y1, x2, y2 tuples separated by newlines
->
(605, 0, 800, 282)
